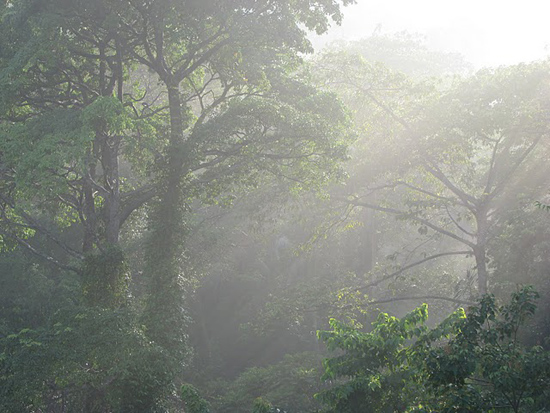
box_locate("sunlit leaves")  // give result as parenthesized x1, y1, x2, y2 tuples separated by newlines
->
(317, 287, 550, 412)
(316, 304, 428, 412)
(1, 108, 93, 198)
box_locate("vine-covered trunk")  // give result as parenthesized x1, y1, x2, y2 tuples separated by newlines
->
(101, 133, 121, 245)
(142, 81, 189, 360)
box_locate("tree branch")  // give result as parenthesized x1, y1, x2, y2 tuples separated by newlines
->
(343, 197, 477, 248)
(119, 185, 158, 225)
(358, 250, 472, 291)
(0, 194, 84, 259)
(425, 164, 477, 212)
(0, 227, 80, 273)
(354, 295, 475, 307)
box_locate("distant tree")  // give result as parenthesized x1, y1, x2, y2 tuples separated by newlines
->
(315, 49, 550, 298)
(341, 33, 472, 78)
(181, 383, 211, 413)
(214, 352, 324, 413)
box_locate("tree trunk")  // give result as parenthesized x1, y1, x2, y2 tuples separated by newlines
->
(101, 134, 121, 245)
(474, 246, 488, 295)
(82, 145, 98, 252)
(142, 81, 189, 358)
(475, 209, 490, 295)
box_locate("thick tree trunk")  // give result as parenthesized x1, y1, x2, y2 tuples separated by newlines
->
(82, 145, 98, 252)
(101, 135, 121, 245)
(142, 81, 189, 357)
(103, 41, 124, 245)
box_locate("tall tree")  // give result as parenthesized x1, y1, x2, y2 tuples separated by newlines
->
(0, 0, 355, 409)
(315, 47, 550, 297)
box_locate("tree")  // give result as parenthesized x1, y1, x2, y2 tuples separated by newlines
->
(0, 0, 355, 409)
(181, 383, 211, 413)
(315, 48, 550, 298)
(0, 0, 354, 270)
(214, 352, 324, 413)
(317, 303, 429, 412)
(317, 286, 550, 412)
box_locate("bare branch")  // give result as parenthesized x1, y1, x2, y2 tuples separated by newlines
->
(492, 135, 542, 199)
(356, 295, 475, 307)
(396, 181, 463, 205)
(425, 164, 477, 212)
(358, 250, 472, 291)
(119, 185, 158, 225)
(445, 205, 475, 237)
(342, 197, 477, 248)
(483, 135, 503, 195)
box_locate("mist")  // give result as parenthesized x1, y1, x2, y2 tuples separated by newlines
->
(313, 0, 550, 68)
(1, 1, 549, 412)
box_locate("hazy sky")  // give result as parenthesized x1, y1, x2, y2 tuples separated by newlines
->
(313, 0, 550, 68)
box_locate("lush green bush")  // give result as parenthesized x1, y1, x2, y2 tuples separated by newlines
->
(0, 305, 173, 412)
(317, 287, 550, 412)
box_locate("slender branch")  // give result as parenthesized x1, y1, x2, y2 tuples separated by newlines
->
(445, 205, 475, 237)
(174, 38, 231, 84)
(483, 135, 502, 195)
(343, 197, 477, 248)
(491, 135, 542, 199)
(358, 250, 472, 291)
(354, 295, 475, 307)
(0, 227, 80, 273)
(397, 181, 462, 205)
(355, 84, 413, 132)
(0, 194, 83, 259)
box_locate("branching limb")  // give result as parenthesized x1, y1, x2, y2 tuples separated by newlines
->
(119, 184, 158, 225)
(425, 164, 477, 212)
(342, 196, 477, 248)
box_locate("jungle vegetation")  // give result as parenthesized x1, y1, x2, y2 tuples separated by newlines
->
(1, 1, 549, 412)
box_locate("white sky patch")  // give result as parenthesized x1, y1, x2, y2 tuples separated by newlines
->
(313, 0, 550, 68)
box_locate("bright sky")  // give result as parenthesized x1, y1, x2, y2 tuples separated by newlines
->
(313, 0, 550, 68)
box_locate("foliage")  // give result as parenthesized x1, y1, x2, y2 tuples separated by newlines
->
(181, 383, 211, 413)
(315, 45, 550, 299)
(316, 304, 429, 412)
(317, 287, 550, 412)
(215, 352, 324, 413)
(416, 287, 550, 412)
(2, 1, 550, 411)
(0, 305, 173, 412)
(341, 33, 472, 78)
(81, 245, 129, 308)
(252, 397, 273, 413)
(0, 0, 356, 410)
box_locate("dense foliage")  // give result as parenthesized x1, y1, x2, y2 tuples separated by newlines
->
(0, 0, 354, 411)
(317, 287, 550, 412)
